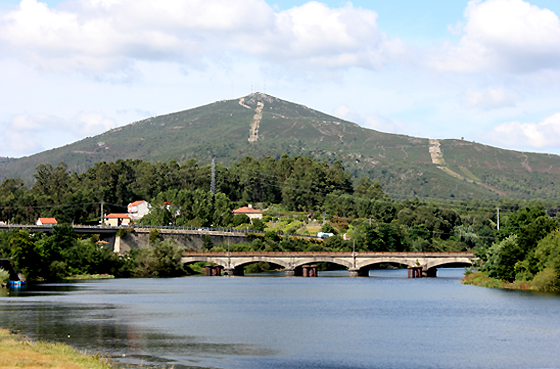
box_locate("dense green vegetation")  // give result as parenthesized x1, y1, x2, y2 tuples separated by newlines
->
(470, 206, 560, 291)
(2, 155, 560, 287)
(0, 225, 188, 281)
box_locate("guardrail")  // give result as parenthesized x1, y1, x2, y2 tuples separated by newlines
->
(132, 224, 322, 240)
(0, 223, 322, 240)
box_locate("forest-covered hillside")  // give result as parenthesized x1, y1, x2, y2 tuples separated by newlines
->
(1, 93, 560, 200)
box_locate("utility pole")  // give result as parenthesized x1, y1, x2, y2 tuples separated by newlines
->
(353, 239, 356, 269)
(227, 238, 231, 268)
(100, 201, 104, 225)
(211, 157, 216, 194)
(497, 208, 500, 230)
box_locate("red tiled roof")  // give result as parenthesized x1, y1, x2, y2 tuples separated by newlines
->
(129, 200, 146, 207)
(38, 217, 57, 224)
(104, 213, 130, 219)
(232, 206, 262, 214)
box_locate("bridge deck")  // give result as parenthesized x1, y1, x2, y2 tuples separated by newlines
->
(182, 251, 474, 257)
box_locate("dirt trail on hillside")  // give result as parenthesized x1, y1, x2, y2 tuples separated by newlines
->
(239, 98, 251, 110)
(429, 139, 445, 165)
(239, 97, 264, 142)
(248, 102, 264, 142)
(428, 139, 506, 195)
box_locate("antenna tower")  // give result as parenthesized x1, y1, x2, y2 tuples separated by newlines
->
(211, 158, 216, 194)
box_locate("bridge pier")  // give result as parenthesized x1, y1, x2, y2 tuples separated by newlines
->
(205, 265, 223, 276)
(284, 267, 303, 277)
(285, 269, 295, 277)
(349, 268, 369, 277)
(301, 265, 318, 277)
(408, 266, 422, 278)
(223, 266, 245, 277)
(423, 267, 437, 278)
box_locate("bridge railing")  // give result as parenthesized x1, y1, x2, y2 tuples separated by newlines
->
(133, 224, 322, 240)
(1, 223, 321, 240)
(0, 224, 121, 230)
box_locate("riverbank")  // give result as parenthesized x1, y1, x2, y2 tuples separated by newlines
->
(0, 328, 113, 368)
(64, 273, 115, 280)
(462, 272, 534, 290)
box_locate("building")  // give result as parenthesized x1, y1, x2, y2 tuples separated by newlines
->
(104, 213, 130, 227)
(127, 200, 150, 220)
(232, 204, 263, 220)
(36, 218, 58, 225)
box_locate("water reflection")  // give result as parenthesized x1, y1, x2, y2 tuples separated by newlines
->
(0, 269, 559, 369)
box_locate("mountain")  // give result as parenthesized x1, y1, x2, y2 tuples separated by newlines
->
(1, 92, 560, 200)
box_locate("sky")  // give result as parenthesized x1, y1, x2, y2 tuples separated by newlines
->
(2, 0, 560, 158)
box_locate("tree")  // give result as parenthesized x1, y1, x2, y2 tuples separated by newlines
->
(249, 218, 266, 231)
(480, 235, 522, 282)
(320, 222, 338, 235)
(233, 214, 250, 227)
(151, 239, 186, 277)
(365, 223, 405, 252)
(355, 177, 386, 199)
(9, 230, 41, 280)
(213, 193, 232, 226)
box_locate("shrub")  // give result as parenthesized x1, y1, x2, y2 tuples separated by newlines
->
(531, 267, 560, 292)
(0, 268, 9, 285)
(149, 229, 161, 244)
(203, 234, 213, 250)
(265, 230, 281, 242)
(249, 218, 266, 231)
(233, 214, 250, 227)
(116, 228, 131, 238)
(320, 222, 338, 235)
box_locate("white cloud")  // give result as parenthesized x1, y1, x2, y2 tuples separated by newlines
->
(486, 113, 560, 149)
(1, 112, 117, 156)
(432, 0, 560, 73)
(463, 87, 517, 109)
(333, 104, 406, 134)
(74, 112, 116, 135)
(0, 0, 404, 76)
(2, 130, 43, 155)
(334, 104, 360, 122)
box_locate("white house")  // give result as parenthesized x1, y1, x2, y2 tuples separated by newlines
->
(104, 213, 130, 227)
(37, 218, 58, 225)
(232, 204, 263, 220)
(127, 200, 150, 220)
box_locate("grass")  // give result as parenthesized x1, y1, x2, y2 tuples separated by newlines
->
(0, 328, 113, 369)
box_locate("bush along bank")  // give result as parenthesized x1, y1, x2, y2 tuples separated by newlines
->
(0, 225, 192, 282)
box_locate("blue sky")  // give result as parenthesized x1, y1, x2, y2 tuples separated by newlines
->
(1, 0, 560, 158)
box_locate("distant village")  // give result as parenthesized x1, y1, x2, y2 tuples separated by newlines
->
(32, 200, 264, 228)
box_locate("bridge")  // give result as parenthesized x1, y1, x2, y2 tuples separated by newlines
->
(181, 251, 475, 278)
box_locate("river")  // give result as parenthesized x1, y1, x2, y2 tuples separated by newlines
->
(1, 269, 560, 369)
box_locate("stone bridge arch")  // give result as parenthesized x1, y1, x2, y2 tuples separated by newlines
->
(425, 257, 474, 270)
(291, 257, 353, 270)
(355, 257, 419, 271)
(181, 255, 291, 276)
